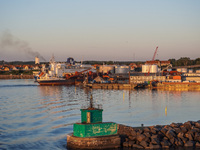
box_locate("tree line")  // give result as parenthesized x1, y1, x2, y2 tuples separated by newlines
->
(168, 57, 200, 66)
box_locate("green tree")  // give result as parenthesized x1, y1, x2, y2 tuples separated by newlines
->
(176, 57, 191, 66)
(194, 58, 200, 65)
(168, 58, 176, 66)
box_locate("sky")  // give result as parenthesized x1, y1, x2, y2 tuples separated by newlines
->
(0, 0, 200, 62)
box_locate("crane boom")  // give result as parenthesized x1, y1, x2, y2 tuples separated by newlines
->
(152, 46, 158, 61)
(147, 46, 158, 76)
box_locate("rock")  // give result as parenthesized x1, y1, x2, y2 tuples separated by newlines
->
(151, 136, 160, 145)
(194, 132, 200, 141)
(175, 138, 183, 147)
(174, 127, 181, 134)
(194, 128, 200, 133)
(182, 137, 189, 144)
(170, 137, 175, 145)
(180, 126, 188, 133)
(161, 127, 168, 135)
(144, 127, 150, 133)
(137, 134, 146, 142)
(123, 142, 129, 147)
(128, 141, 135, 147)
(160, 139, 171, 149)
(184, 121, 192, 130)
(196, 142, 200, 147)
(185, 132, 194, 141)
(170, 122, 180, 128)
(166, 129, 176, 139)
(157, 132, 164, 140)
(144, 132, 151, 138)
(177, 132, 184, 139)
(130, 130, 137, 136)
(144, 137, 151, 143)
(138, 129, 144, 134)
(128, 135, 136, 141)
(195, 122, 200, 128)
(184, 141, 195, 147)
(149, 143, 161, 149)
(140, 141, 149, 148)
(151, 127, 159, 134)
(195, 136, 200, 143)
(132, 144, 144, 149)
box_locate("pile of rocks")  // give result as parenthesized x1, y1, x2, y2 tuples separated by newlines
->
(118, 120, 200, 149)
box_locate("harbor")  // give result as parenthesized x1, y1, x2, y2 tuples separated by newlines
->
(0, 79, 200, 149)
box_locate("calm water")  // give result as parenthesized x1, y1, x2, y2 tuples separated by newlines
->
(0, 79, 200, 150)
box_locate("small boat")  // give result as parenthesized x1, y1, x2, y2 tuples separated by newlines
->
(134, 83, 146, 89)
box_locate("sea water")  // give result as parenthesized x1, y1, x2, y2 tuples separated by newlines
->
(0, 79, 200, 149)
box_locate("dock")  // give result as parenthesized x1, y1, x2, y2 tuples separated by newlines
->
(83, 82, 200, 91)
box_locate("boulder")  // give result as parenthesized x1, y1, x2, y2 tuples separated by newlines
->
(177, 132, 184, 139)
(170, 122, 180, 128)
(180, 126, 188, 133)
(151, 127, 159, 134)
(183, 121, 192, 130)
(144, 137, 151, 143)
(160, 139, 171, 149)
(196, 142, 200, 147)
(184, 141, 195, 147)
(144, 127, 150, 133)
(144, 132, 151, 138)
(140, 141, 149, 148)
(174, 127, 181, 134)
(128, 135, 136, 141)
(128, 141, 135, 147)
(181, 137, 189, 144)
(185, 132, 194, 141)
(137, 134, 146, 142)
(130, 130, 137, 136)
(195, 136, 200, 143)
(123, 142, 129, 147)
(151, 136, 160, 145)
(166, 129, 176, 139)
(132, 144, 144, 149)
(160, 127, 168, 135)
(175, 138, 183, 147)
(195, 122, 200, 128)
(148, 143, 161, 149)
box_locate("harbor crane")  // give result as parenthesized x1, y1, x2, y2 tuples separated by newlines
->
(148, 46, 158, 76)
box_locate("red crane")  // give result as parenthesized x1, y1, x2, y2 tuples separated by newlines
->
(148, 46, 158, 75)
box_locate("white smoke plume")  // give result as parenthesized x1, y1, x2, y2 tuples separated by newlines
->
(0, 30, 46, 61)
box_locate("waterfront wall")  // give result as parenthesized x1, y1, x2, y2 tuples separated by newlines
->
(118, 120, 200, 149)
(0, 75, 34, 79)
(156, 82, 200, 91)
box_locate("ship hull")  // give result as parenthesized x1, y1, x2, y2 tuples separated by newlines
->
(37, 79, 75, 86)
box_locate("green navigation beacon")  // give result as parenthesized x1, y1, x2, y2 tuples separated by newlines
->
(67, 94, 121, 149)
(73, 95, 118, 137)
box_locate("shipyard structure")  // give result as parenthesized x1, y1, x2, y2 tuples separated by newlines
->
(34, 55, 200, 90)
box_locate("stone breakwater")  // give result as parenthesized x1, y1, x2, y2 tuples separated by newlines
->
(118, 120, 200, 149)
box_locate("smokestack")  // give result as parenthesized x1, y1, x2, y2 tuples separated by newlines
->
(35, 56, 40, 64)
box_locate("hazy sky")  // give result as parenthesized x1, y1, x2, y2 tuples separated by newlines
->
(0, 0, 200, 62)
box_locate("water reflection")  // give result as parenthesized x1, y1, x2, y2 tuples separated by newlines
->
(1, 80, 200, 150)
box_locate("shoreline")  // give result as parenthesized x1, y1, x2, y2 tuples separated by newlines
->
(0, 75, 34, 79)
